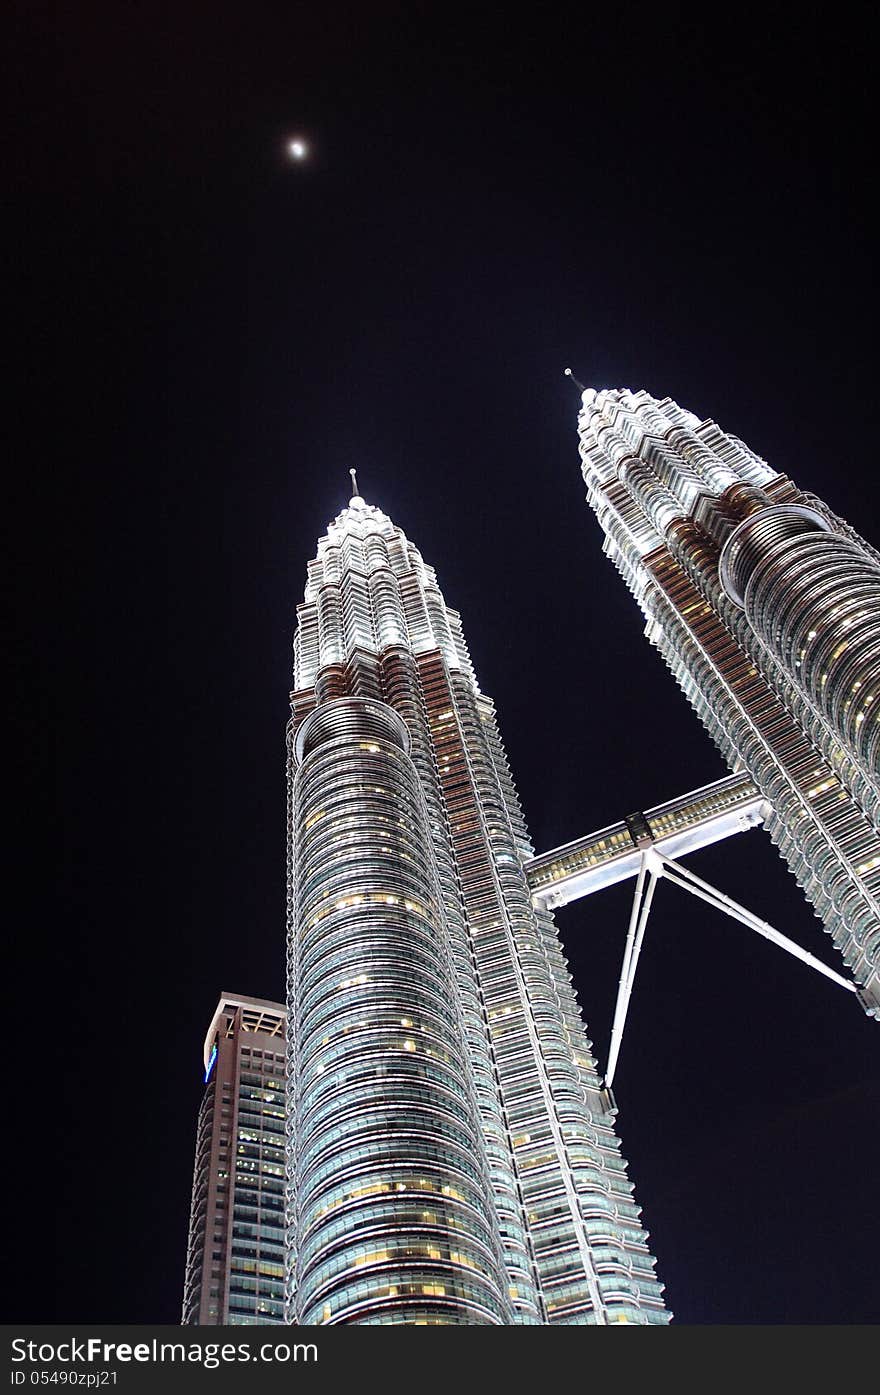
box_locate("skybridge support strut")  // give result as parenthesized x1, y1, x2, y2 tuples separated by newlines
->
(604, 848, 858, 1089)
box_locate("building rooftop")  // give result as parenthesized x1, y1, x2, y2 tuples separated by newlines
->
(202, 992, 286, 1071)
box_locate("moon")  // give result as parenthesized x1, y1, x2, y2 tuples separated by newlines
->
(287, 138, 308, 161)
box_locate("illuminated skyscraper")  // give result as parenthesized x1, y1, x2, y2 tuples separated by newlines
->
(285, 475, 669, 1325)
(573, 386, 880, 1016)
(182, 994, 287, 1325)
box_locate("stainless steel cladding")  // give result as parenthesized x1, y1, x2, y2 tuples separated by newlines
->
(576, 389, 880, 1016)
(290, 697, 511, 1325)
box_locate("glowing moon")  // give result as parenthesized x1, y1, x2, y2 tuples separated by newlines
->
(287, 139, 308, 160)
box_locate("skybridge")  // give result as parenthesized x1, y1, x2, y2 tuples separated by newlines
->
(526, 772, 766, 910)
(525, 772, 863, 1091)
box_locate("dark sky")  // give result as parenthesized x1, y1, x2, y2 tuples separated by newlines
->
(12, 2, 878, 1325)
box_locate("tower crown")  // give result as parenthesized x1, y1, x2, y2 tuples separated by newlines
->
(293, 492, 476, 692)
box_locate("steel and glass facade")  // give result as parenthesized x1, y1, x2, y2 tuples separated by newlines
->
(574, 388, 880, 1016)
(182, 994, 287, 1325)
(285, 490, 669, 1324)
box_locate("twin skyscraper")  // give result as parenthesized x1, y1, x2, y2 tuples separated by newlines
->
(183, 389, 880, 1325)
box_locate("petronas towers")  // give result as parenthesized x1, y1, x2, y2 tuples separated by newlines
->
(185, 389, 878, 1327)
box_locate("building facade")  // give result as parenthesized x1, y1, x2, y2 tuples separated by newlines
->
(284, 484, 669, 1325)
(574, 388, 880, 1016)
(182, 994, 287, 1325)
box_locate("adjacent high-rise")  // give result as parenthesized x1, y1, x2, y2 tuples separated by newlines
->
(284, 481, 669, 1324)
(573, 387, 880, 1016)
(182, 994, 287, 1325)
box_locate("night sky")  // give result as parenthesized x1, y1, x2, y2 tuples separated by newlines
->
(14, 3, 879, 1325)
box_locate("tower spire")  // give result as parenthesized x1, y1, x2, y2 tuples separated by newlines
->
(349, 467, 361, 499)
(564, 367, 586, 391)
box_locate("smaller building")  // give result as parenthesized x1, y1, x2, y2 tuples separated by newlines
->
(182, 993, 287, 1325)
